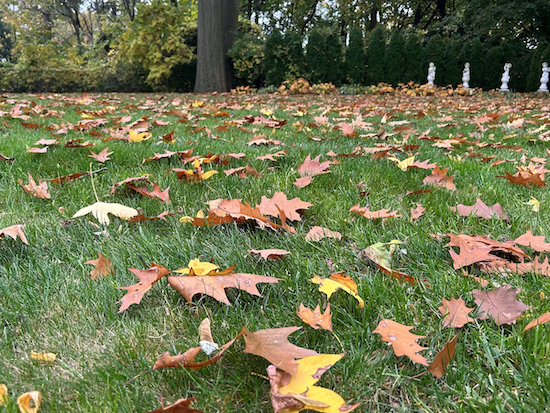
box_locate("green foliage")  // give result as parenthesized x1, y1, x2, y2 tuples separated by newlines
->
(403, 32, 424, 84)
(117, 0, 195, 88)
(462, 38, 484, 89)
(285, 31, 305, 81)
(386, 30, 405, 86)
(424, 35, 445, 85)
(0, 16, 12, 61)
(365, 25, 386, 85)
(228, 18, 265, 87)
(263, 29, 287, 86)
(527, 42, 550, 91)
(324, 30, 343, 86)
(345, 27, 365, 85)
(305, 29, 325, 84)
(443, 37, 463, 86)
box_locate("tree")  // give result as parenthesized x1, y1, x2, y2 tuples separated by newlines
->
(305, 29, 325, 83)
(461, 38, 484, 89)
(324, 30, 343, 85)
(403, 32, 424, 83)
(263, 29, 286, 86)
(346, 27, 365, 85)
(424, 34, 445, 85)
(194, 0, 238, 93)
(365, 25, 386, 85)
(386, 30, 405, 85)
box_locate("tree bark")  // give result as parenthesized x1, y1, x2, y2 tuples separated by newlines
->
(194, 0, 238, 93)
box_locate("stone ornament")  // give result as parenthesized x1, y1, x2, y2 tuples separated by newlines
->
(427, 62, 436, 86)
(500, 63, 512, 91)
(462, 62, 470, 89)
(539, 62, 549, 93)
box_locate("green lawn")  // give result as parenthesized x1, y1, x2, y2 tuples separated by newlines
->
(1, 91, 550, 413)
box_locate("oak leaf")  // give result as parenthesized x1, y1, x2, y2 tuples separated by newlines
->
(293, 176, 314, 188)
(305, 226, 341, 241)
(268, 354, 359, 413)
(297, 154, 331, 177)
(208, 199, 282, 230)
(18, 173, 51, 199)
(373, 318, 428, 366)
(450, 198, 509, 221)
(358, 242, 418, 285)
(118, 263, 171, 312)
(243, 327, 318, 375)
(410, 203, 425, 221)
(514, 230, 550, 252)
(522, 312, 550, 333)
(146, 397, 204, 413)
(297, 304, 332, 332)
(438, 297, 474, 328)
(0, 224, 28, 244)
(428, 336, 458, 378)
(423, 165, 456, 191)
(249, 249, 291, 260)
(72, 202, 139, 226)
(472, 285, 531, 326)
(257, 192, 312, 221)
(127, 182, 170, 203)
(86, 253, 114, 280)
(89, 147, 113, 163)
(310, 273, 364, 308)
(167, 271, 280, 305)
(350, 204, 401, 219)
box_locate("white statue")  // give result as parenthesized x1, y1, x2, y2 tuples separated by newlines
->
(539, 62, 549, 93)
(462, 62, 470, 89)
(427, 62, 436, 86)
(500, 63, 512, 91)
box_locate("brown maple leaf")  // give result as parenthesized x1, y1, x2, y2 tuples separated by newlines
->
(18, 173, 51, 199)
(167, 272, 280, 305)
(50, 171, 91, 184)
(410, 203, 425, 221)
(118, 263, 171, 312)
(257, 192, 312, 221)
(247, 134, 284, 146)
(514, 230, 550, 252)
(427, 336, 458, 378)
(497, 163, 547, 188)
(450, 198, 509, 221)
(423, 165, 456, 191)
(209, 199, 282, 230)
(438, 297, 474, 328)
(0, 224, 28, 244)
(293, 176, 314, 188)
(249, 249, 291, 260)
(89, 147, 113, 163)
(350, 204, 401, 219)
(128, 182, 170, 203)
(27, 147, 48, 154)
(243, 327, 318, 375)
(297, 304, 333, 332)
(146, 397, 204, 413)
(298, 154, 331, 177)
(472, 285, 531, 326)
(142, 150, 177, 163)
(373, 318, 428, 366)
(305, 226, 342, 241)
(256, 150, 287, 161)
(85, 253, 114, 280)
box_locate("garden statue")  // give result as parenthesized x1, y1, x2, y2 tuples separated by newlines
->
(500, 63, 512, 91)
(539, 62, 549, 92)
(427, 62, 436, 85)
(462, 62, 470, 89)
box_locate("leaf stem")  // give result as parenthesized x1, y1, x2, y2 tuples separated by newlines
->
(90, 162, 100, 203)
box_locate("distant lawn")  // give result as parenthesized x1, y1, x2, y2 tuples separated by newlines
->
(1, 90, 550, 413)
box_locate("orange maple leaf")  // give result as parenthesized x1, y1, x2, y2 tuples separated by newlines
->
(127, 182, 170, 203)
(438, 297, 474, 328)
(257, 192, 312, 221)
(297, 304, 333, 332)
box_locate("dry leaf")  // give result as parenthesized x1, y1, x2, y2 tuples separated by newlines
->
(17, 391, 42, 413)
(257, 192, 312, 221)
(450, 198, 509, 221)
(523, 312, 550, 333)
(358, 242, 418, 285)
(423, 165, 456, 191)
(89, 147, 113, 163)
(410, 204, 425, 221)
(128, 182, 170, 203)
(310, 274, 364, 308)
(427, 336, 458, 378)
(0, 224, 28, 244)
(118, 263, 170, 312)
(244, 327, 318, 375)
(73, 202, 139, 226)
(146, 397, 204, 413)
(350, 204, 401, 219)
(249, 249, 291, 260)
(0, 384, 7, 405)
(472, 285, 531, 326)
(438, 298, 474, 328)
(305, 226, 341, 241)
(297, 304, 333, 332)
(297, 154, 331, 177)
(514, 230, 550, 252)
(30, 351, 56, 363)
(373, 318, 428, 366)
(294, 176, 314, 188)
(18, 173, 51, 199)
(86, 253, 114, 279)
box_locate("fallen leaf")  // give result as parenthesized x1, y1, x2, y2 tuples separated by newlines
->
(527, 197, 540, 212)
(298, 154, 331, 177)
(128, 182, 170, 203)
(198, 318, 219, 356)
(18, 173, 51, 199)
(0, 153, 14, 162)
(514, 230, 550, 252)
(410, 204, 425, 221)
(244, 327, 318, 375)
(146, 397, 204, 413)
(50, 171, 90, 184)
(0, 384, 6, 405)
(257, 192, 312, 221)
(523, 312, 550, 333)
(297, 304, 333, 332)
(167, 271, 280, 305)
(249, 249, 291, 260)
(17, 391, 42, 413)
(427, 336, 458, 378)
(472, 285, 531, 326)
(450, 198, 509, 221)
(268, 354, 359, 413)
(350, 204, 401, 219)
(294, 176, 314, 188)
(85, 253, 115, 279)
(128, 129, 152, 142)
(438, 297, 474, 328)
(30, 351, 56, 363)
(89, 147, 113, 163)
(174, 258, 220, 275)
(118, 263, 171, 312)
(0, 224, 28, 244)
(305, 226, 341, 241)
(358, 242, 418, 285)
(310, 274, 364, 308)
(423, 165, 456, 191)
(72, 202, 139, 226)
(373, 318, 428, 366)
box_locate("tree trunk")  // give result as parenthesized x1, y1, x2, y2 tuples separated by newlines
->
(194, 0, 238, 93)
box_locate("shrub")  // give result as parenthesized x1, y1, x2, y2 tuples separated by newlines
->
(305, 29, 325, 84)
(404, 32, 424, 84)
(365, 25, 386, 85)
(228, 18, 265, 87)
(346, 27, 365, 85)
(386, 30, 406, 86)
(264, 29, 287, 86)
(324, 31, 343, 86)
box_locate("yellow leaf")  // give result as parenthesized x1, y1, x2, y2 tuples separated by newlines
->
(200, 170, 218, 180)
(389, 156, 415, 171)
(72, 202, 139, 226)
(17, 391, 42, 413)
(310, 275, 364, 308)
(128, 129, 151, 142)
(528, 197, 540, 212)
(192, 100, 205, 107)
(30, 351, 56, 363)
(0, 384, 7, 405)
(278, 354, 359, 413)
(174, 258, 219, 275)
(261, 108, 273, 116)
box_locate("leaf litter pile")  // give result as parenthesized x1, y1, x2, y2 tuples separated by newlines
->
(1, 92, 550, 411)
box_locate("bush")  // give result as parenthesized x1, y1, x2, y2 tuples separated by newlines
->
(228, 18, 265, 87)
(264, 29, 287, 86)
(305, 29, 325, 84)
(404, 32, 424, 84)
(346, 27, 365, 85)
(386, 30, 406, 86)
(365, 25, 386, 85)
(324, 31, 343, 86)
